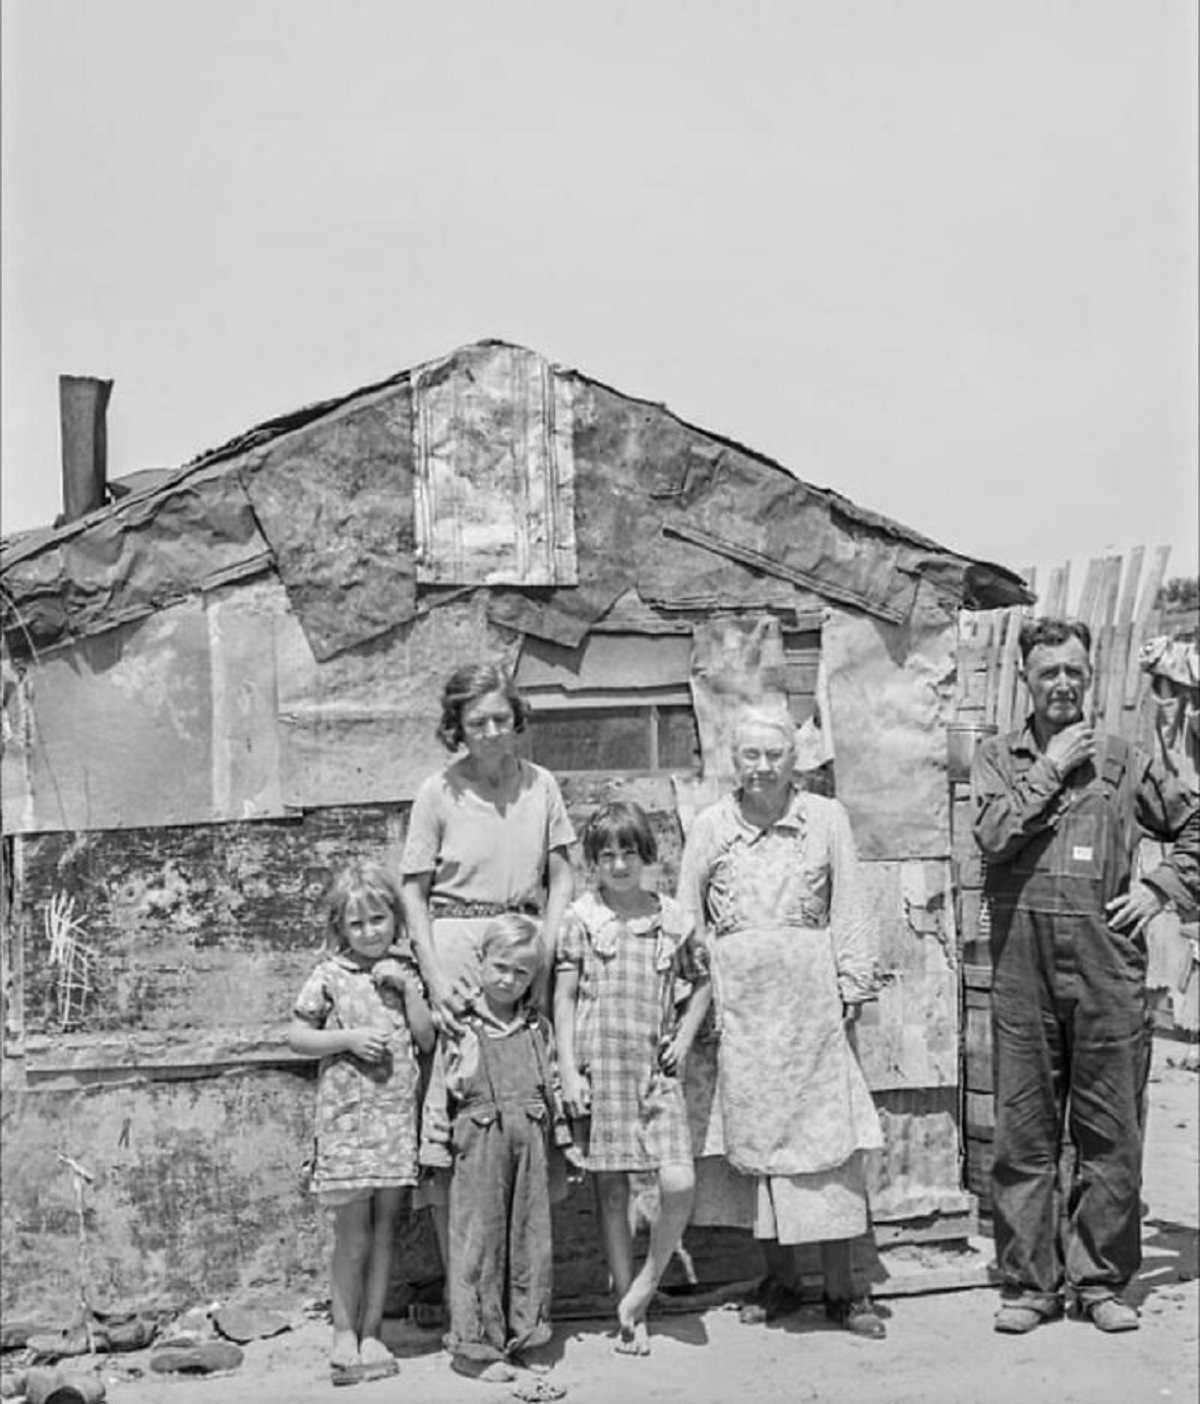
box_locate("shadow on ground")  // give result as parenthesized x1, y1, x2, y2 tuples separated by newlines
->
(1127, 1218, 1199, 1308)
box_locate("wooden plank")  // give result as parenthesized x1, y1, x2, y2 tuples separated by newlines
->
(965, 1090, 996, 1137)
(1093, 623, 1114, 722)
(966, 1137, 994, 1212)
(963, 995, 993, 1092)
(1076, 558, 1104, 630)
(873, 1207, 979, 1248)
(1099, 554, 1122, 627)
(1116, 547, 1144, 626)
(982, 622, 1003, 726)
(1044, 564, 1069, 618)
(993, 609, 1022, 732)
(872, 1240, 998, 1296)
(1123, 546, 1172, 705)
(1090, 555, 1124, 723)
(1104, 622, 1132, 736)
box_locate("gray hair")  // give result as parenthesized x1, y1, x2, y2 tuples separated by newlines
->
(731, 701, 797, 755)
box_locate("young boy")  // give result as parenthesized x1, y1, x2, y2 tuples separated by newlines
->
(420, 914, 579, 1384)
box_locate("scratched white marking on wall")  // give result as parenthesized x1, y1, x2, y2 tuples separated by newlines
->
(45, 892, 97, 1030)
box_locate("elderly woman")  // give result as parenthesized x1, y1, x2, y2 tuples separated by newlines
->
(678, 701, 886, 1338)
(401, 661, 576, 1029)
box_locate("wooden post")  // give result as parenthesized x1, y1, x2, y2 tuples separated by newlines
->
(1106, 550, 1144, 737)
(1123, 546, 1172, 707)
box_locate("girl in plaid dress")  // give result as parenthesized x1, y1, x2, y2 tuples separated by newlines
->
(555, 802, 712, 1355)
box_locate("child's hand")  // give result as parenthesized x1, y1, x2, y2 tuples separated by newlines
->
(658, 1033, 691, 1075)
(563, 1145, 587, 1184)
(372, 957, 410, 992)
(560, 1068, 590, 1119)
(345, 1026, 389, 1063)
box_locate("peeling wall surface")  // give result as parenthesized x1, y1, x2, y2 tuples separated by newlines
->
(825, 584, 958, 859)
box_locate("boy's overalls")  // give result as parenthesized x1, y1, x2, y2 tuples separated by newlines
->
(447, 1021, 557, 1364)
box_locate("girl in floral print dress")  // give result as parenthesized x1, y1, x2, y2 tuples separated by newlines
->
(555, 802, 712, 1355)
(289, 861, 435, 1387)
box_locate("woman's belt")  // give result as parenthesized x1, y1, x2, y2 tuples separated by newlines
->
(431, 899, 542, 919)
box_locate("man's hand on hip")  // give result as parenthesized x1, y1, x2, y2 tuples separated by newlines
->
(1106, 882, 1164, 935)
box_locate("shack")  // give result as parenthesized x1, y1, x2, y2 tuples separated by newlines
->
(0, 340, 1032, 1323)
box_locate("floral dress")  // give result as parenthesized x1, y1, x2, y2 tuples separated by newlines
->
(293, 949, 422, 1199)
(557, 890, 708, 1172)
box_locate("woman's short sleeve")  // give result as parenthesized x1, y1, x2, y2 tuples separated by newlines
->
(293, 964, 332, 1027)
(401, 772, 444, 876)
(543, 770, 576, 852)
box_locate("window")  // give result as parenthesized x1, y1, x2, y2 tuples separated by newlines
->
(528, 700, 699, 774)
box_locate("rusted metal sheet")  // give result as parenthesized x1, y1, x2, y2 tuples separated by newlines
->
(825, 583, 957, 860)
(2, 583, 285, 836)
(275, 593, 518, 809)
(240, 383, 416, 662)
(13, 807, 403, 1046)
(413, 344, 577, 587)
(0, 460, 271, 655)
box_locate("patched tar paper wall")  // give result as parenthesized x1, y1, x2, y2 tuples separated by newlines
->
(825, 582, 958, 860)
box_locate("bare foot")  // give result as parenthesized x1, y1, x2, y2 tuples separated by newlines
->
(330, 1329, 359, 1370)
(359, 1336, 394, 1367)
(615, 1271, 655, 1356)
(614, 1317, 650, 1356)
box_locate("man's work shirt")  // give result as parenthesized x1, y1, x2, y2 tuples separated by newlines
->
(972, 721, 1199, 919)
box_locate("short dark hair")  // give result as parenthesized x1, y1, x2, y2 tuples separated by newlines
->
(581, 800, 658, 866)
(1017, 617, 1092, 665)
(436, 662, 530, 751)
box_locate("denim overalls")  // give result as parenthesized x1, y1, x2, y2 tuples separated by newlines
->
(983, 734, 1148, 1310)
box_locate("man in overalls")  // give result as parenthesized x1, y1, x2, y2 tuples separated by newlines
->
(972, 617, 1198, 1335)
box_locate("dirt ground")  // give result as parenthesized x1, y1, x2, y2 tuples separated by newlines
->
(46, 1040, 1200, 1404)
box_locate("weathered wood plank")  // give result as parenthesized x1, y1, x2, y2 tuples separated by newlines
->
(1123, 545, 1172, 705)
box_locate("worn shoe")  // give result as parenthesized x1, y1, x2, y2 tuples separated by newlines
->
(737, 1278, 803, 1325)
(994, 1302, 1058, 1334)
(1085, 1298, 1139, 1333)
(824, 1295, 887, 1339)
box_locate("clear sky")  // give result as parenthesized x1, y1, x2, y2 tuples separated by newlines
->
(3, 0, 1196, 607)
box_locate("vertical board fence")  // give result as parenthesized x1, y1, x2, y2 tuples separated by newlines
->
(952, 547, 1172, 1212)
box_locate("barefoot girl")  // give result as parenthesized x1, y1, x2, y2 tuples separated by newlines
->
(555, 801, 713, 1355)
(288, 862, 435, 1386)
(420, 914, 579, 1384)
